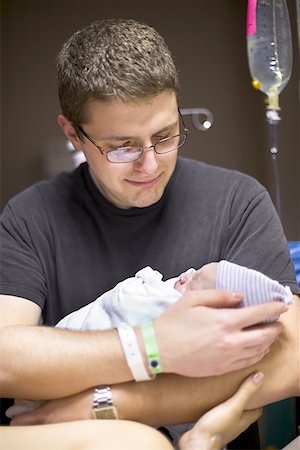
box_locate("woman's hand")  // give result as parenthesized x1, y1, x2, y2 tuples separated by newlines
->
(178, 371, 264, 450)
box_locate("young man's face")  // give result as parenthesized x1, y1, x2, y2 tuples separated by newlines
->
(63, 90, 180, 209)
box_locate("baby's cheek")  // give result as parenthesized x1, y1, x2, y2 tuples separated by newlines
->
(190, 273, 214, 290)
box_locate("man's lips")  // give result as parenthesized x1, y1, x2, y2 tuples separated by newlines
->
(125, 174, 162, 186)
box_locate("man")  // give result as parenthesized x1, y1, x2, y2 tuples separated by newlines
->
(0, 18, 299, 448)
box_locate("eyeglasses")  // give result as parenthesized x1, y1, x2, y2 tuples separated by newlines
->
(75, 112, 189, 163)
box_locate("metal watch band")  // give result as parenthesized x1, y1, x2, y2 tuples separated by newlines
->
(92, 386, 118, 419)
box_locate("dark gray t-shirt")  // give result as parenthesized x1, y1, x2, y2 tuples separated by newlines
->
(1, 157, 299, 325)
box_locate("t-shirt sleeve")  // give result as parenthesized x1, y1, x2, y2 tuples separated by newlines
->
(224, 178, 300, 294)
(0, 198, 48, 308)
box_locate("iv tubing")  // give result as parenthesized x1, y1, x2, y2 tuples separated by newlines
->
(266, 108, 282, 219)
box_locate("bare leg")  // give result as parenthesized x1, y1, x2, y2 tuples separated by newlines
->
(0, 420, 174, 450)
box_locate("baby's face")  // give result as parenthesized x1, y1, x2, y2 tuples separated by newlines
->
(174, 272, 195, 294)
(174, 263, 218, 294)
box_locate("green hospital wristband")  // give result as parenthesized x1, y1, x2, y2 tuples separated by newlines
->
(141, 321, 162, 375)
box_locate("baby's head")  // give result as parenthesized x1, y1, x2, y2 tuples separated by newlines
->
(174, 263, 218, 294)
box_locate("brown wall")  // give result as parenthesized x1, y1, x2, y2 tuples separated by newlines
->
(1, 0, 299, 239)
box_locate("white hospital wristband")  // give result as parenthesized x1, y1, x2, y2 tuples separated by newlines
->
(117, 322, 154, 382)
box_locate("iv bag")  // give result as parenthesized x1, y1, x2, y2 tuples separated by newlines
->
(247, 0, 293, 109)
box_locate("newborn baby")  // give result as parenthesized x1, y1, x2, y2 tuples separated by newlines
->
(175, 261, 293, 307)
(7, 260, 293, 441)
(56, 260, 293, 330)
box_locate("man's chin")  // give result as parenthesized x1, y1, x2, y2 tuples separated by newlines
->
(133, 191, 164, 208)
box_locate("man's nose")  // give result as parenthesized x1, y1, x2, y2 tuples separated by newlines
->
(135, 145, 159, 173)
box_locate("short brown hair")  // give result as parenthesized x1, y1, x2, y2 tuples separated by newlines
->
(56, 18, 179, 128)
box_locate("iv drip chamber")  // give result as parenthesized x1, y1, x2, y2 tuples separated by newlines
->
(247, 0, 293, 109)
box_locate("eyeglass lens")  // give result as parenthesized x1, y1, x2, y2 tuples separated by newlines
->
(106, 134, 186, 163)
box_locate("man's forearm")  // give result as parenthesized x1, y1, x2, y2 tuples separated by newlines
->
(0, 326, 132, 399)
(113, 296, 299, 427)
(1, 295, 298, 422)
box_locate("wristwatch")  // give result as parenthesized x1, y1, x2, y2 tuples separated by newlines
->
(92, 386, 118, 419)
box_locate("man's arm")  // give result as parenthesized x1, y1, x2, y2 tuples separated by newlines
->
(114, 295, 299, 426)
(0, 290, 287, 399)
(0, 295, 41, 326)
(0, 296, 132, 399)
(10, 295, 298, 427)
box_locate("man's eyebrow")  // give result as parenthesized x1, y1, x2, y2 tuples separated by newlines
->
(99, 135, 134, 141)
(100, 120, 179, 141)
(153, 120, 178, 135)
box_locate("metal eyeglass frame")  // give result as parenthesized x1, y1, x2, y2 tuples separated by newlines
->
(74, 110, 189, 164)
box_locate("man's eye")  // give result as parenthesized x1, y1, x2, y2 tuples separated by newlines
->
(113, 146, 138, 154)
(108, 141, 132, 150)
(112, 146, 127, 151)
(156, 135, 170, 142)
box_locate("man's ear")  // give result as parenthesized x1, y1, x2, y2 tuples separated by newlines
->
(57, 114, 82, 151)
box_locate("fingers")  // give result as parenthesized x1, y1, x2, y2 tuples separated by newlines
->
(179, 373, 264, 450)
(236, 408, 263, 432)
(204, 372, 264, 421)
(156, 291, 288, 378)
(233, 301, 288, 329)
(208, 434, 226, 450)
(10, 410, 39, 426)
(224, 372, 264, 411)
(228, 349, 270, 372)
(240, 321, 283, 349)
(235, 321, 283, 358)
(180, 289, 243, 309)
(220, 408, 263, 445)
(230, 341, 270, 374)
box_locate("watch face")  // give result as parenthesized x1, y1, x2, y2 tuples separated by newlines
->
(94, 406, 118, 420)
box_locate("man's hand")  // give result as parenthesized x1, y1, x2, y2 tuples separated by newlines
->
(10, 389, 94, 426)
(154, 289, 287, 377)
